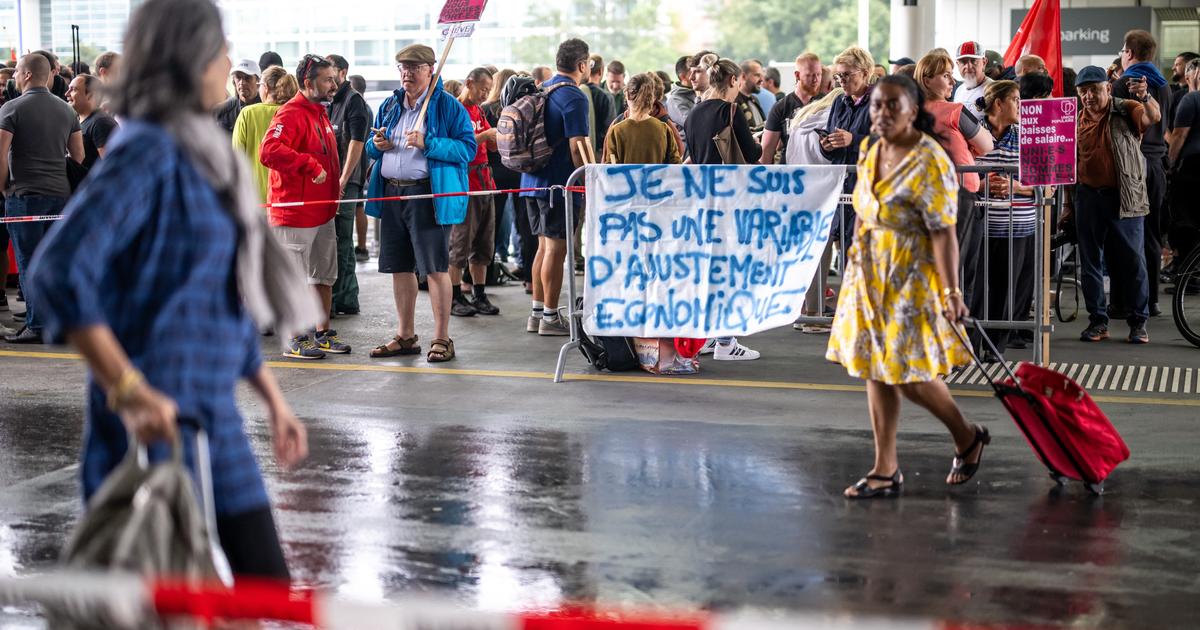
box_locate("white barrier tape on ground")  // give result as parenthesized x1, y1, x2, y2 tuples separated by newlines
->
(0, 571, 946, 630)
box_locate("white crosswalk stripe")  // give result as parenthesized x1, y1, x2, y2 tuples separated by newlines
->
(944, 361, 1200, 395)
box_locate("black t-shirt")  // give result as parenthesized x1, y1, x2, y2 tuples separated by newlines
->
(765, 92, 823, 154)
(328, 81, 372, 188)
(80, 111, 118, 170)
(683, 99, 762, 165)
(214, 94, 260, 134)
(481, 100, 522, 189)
(1112, 76, 1171, 158)
(587, 83, 614, 154)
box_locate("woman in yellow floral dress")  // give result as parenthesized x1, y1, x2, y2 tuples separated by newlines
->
(826, 75, 991, 499)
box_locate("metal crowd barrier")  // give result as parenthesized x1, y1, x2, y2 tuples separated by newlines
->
(553, 164, 1056, 383)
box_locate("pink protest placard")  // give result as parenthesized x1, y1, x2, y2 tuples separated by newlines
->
(1019, 97, 1077, 186)
(438, 0, 488, 24)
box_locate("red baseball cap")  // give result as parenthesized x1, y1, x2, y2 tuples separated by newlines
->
(956, 41, 985, 59)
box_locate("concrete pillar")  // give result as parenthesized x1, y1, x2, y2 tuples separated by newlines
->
(890, 0, 937, 62)
(15, 0, 45, 55)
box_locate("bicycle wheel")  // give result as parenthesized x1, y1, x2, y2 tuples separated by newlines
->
(1055, 245, 1080, 323)
(1172, 247, 1200, 348)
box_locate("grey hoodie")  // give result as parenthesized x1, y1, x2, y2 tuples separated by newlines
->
(666, 83, 698, 137)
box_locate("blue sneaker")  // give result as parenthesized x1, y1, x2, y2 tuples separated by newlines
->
(317, 329, 352, 354)
(284, 335, 326, 360)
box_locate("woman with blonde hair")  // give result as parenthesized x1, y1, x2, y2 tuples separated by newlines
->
(786, 87, 844, 334)
(232, 65, 298, 203)
(914, 50, 994, 347)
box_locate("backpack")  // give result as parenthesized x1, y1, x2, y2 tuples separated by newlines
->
(497, 82, 574, 173)
(573, 297, 639, 371)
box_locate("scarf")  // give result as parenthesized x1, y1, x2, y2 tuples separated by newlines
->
(163, 114, 323, 342)
(1122, 62, 1167, 89)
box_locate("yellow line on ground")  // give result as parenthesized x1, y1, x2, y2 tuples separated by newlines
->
(3, 349, 1198, 407)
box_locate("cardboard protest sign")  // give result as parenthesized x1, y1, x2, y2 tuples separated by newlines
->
(438, 0, 488, 24)
(582, 165, 846, 338)
(1020, 97, 1077, 186)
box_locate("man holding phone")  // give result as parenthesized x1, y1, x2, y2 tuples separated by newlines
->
(1112, 29, 1171, 318)
(363, 44, 476, 363)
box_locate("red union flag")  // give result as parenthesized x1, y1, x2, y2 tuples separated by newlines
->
(438, 0, 488, 24)
(1005, 0, 1062, 97)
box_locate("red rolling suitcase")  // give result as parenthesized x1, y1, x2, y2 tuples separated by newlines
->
(952, 319, 1130, 495)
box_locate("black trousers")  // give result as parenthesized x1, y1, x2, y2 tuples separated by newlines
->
(1110, 155, 1166, 313)
(216, 507, 291, 582)
(957, 192, 986, 347)
(513, 196, 539, 283)
(985, 235, 1037, 350)
(1170, 156, 1200, 261)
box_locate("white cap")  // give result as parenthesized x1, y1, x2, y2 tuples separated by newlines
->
(231, 59, 260, 77)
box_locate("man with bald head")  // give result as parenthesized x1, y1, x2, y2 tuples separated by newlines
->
(0, 53, 85, 344)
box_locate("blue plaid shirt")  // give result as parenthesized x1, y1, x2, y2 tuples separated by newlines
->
(29, 120, 269, 517)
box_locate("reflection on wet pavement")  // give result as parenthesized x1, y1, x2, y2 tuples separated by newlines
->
(2, 394, 1200, 627)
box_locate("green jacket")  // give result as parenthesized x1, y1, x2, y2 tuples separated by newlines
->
(231, 102, 282, 205)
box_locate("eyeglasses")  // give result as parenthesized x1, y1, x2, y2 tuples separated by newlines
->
(397, 62, 429, 74)
(833, 71, 859, 82)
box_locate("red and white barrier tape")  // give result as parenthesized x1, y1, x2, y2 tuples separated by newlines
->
(0, 572, 944, 630)
(0, 214, 65, 225)
(0, 186, 588, 224)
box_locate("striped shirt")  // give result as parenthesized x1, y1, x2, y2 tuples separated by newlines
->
(976, 123, 1036, 238)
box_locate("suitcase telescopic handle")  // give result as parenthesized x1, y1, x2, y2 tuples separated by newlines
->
(949, 317, 1020, 388)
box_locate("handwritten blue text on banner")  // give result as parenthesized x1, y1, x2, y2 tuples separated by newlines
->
(583, 164, 846, 338)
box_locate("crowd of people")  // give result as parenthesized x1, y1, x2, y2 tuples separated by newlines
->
(4, 23, 1199, 363)
(3, 0, 1200, 585)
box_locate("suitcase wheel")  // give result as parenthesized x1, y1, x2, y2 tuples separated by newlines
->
(1049, 472, 1067, 486)
(1086, 481, 1105, 496)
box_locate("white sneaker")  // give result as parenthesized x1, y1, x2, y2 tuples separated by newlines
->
(0, 324, 14, 336)
(699, 339, 718, 355)
(713, 339, 760, 361)
(801, 323, 831, 334)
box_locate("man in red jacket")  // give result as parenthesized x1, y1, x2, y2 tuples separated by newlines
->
(260, 54, 350, 360)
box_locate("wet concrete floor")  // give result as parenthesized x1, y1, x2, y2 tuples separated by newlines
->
(1, 269, 1199, 628)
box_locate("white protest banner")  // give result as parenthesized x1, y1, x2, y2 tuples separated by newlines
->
(582, 164, 846, 339)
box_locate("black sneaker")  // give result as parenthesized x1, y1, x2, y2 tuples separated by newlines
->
(451, 294, 477, 317)
(1149, 302, 1162, 318)
(1129, 325, 1149, 345)
(1080, 323, 1109, 342)
(471, 293, 500, 315)
(354, 246, 369, 263)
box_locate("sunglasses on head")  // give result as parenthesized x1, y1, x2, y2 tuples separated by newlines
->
(300, 54, 327, 79)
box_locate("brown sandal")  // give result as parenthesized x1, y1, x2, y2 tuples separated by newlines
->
(370, 335, 421, 358)
(427, 338, 455, 363)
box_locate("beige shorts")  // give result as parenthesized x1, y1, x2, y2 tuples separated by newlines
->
(449, 195, 496, 267)
(272, 219, 338, 286)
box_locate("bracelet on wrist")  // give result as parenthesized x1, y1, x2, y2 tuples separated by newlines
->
(942, 287, 963, 299)
(107, 368, 145, 413)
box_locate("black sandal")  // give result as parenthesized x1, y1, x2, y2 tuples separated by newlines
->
(370, 335, 421, 358)
(948, 425, 991, 485)
(845, 470, 903, 499)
